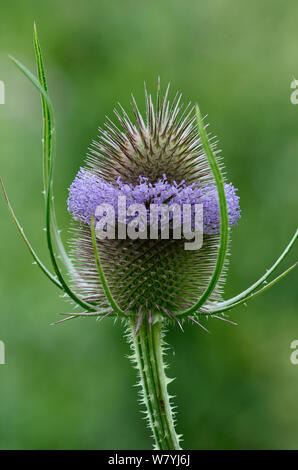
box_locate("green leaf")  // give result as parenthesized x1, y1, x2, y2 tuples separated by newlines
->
(32, 25, 77, 277)
(91, 217, 126, 316)
(202, 262, 297, 315)
(45, 154, 98, 310)
(209, 229, 298, 310)
(178, 104, 229, 316)
(10, 51, 96, 312)
(0, 177, 62, 289)
(33, 22, 50, 190)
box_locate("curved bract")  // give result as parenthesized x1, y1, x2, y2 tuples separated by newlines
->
(178, 105, 229, 317)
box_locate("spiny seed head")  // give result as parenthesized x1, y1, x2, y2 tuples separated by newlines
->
(67, 83, 240, 321)
(87, 83, 218, 185)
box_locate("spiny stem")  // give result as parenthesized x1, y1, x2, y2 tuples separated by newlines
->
(127, 318, 182, 450)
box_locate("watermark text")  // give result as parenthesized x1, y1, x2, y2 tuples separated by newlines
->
(0, 341, 5, 365)
(0, 80, 5, 104)
(290, 340, 298, 365)
(95, 198, 204, 250)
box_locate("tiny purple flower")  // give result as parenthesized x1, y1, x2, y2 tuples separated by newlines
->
(67, 169, 241, 235)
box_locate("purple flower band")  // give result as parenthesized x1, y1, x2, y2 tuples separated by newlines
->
(67, 169, 241, 235)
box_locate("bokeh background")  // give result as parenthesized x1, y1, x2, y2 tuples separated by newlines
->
(0, 0, 297, 450)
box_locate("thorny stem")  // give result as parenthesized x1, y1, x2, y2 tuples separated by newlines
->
(128, 318, 182, 450)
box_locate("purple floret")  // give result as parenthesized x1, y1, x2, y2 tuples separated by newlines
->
(67, 169, 241, 235)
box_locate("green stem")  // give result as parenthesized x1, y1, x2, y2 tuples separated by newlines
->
(128, 317, 182, 450)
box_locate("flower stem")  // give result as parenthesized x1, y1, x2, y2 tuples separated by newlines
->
(128, 317, 182, 450)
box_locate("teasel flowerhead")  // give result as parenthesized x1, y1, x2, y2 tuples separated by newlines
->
(65, 81, 243, 330)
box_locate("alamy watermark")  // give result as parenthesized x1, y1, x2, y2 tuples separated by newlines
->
(290, 340, 298, 365)
(290, 78, 298, 104)
(0, 80, 5, 104)
(0, 341, 5, 365)
(94, 197, 204, 250)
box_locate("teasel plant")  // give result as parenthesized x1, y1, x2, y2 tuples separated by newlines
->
(1, 25, 297, 450)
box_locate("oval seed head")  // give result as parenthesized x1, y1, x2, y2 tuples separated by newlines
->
(67, 84, 240, 323)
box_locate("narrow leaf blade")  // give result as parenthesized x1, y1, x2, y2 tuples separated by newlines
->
(179, 105, 229, 316)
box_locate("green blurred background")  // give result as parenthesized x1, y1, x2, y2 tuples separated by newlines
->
(0, 0, 297, 450)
